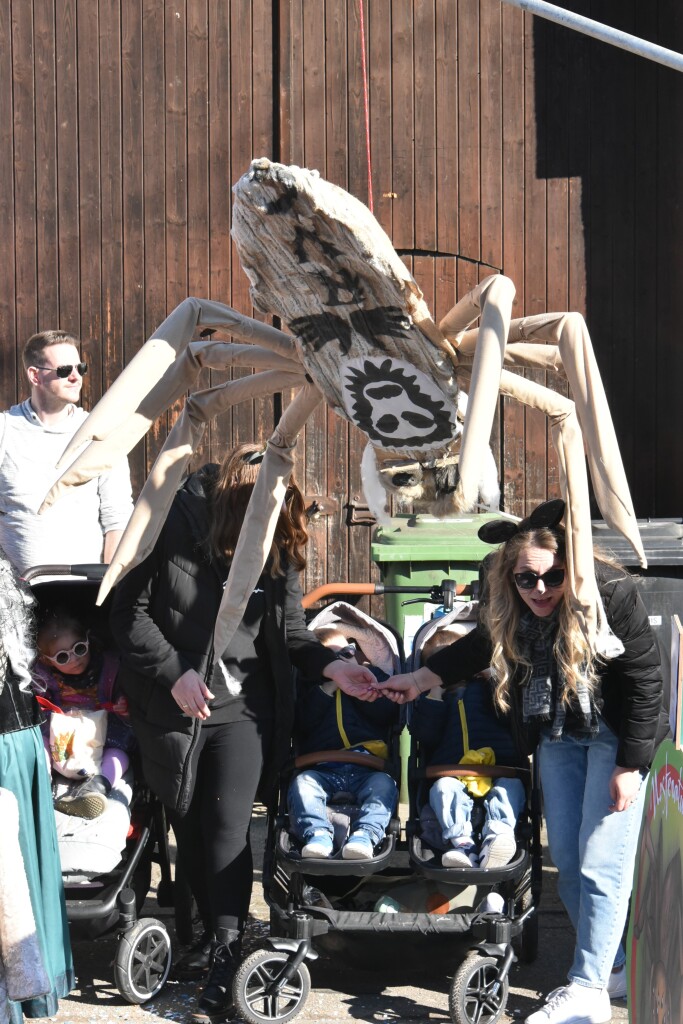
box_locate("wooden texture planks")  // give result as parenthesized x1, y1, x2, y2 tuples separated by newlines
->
(0, 0, 681, 602)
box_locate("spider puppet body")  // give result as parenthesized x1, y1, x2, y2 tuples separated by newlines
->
(42, 159, 645, 659)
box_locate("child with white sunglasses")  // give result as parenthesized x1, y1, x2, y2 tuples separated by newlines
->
(31, 608, 133, 818)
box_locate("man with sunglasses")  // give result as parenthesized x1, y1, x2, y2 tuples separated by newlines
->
(0, 330, 133, 573)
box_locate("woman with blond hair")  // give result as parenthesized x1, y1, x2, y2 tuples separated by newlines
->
(379, 499, 668, 1024)
(110, 443, 375, 1020)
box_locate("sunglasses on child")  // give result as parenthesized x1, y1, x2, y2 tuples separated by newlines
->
(44, 639, 90, 666)
(513, 568, 566, 590)
(33, 362, 88, 378)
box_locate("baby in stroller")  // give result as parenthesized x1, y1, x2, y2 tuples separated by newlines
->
(32, 607, 134, 819)
(411, 627, 527, 870)
(287, 624, 399, 861)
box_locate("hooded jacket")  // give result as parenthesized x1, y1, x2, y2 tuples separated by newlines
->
(109, 465, 337, 813)
(427, 564, 668, 770)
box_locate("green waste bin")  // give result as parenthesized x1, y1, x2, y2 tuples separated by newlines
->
(371, 512, 502, 642)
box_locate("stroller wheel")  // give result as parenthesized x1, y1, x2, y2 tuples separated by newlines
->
(114, 917, 172, 1004)
(449, 954, 509, 1024)
(232, 948, 311, 1024)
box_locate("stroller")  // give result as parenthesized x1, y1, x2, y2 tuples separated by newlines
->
(230, 582, 542, 1024)
(406, 600, 542, 1024)
(24, 563, 175, 1005)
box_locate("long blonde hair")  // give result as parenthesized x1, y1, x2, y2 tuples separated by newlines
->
(482, 526, 597, 712)
(208, 442, 309, 576)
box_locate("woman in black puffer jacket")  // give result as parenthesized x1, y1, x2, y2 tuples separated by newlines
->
(110, 443, 376, 1020)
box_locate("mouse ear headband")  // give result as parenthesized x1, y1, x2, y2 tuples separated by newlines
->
(477, 498, 566, 545)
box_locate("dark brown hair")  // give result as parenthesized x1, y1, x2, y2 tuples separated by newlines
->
(208, 442, 309, 576)
(23, 330, 81, 371)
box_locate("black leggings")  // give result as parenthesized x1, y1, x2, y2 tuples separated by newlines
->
(171, 717, 274, 935)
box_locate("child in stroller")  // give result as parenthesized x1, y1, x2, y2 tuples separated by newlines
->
(32, 606, 134, 819)
(24, 565, 175, 1006)
(287, 623, 399, 861)
(410, 627, 527, 870)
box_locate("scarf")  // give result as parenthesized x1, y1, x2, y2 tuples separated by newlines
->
(517, 609, 598, 740)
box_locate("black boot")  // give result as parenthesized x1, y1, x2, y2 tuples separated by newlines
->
(173, 929, 215, 981)
(196, 929, 241, 1019)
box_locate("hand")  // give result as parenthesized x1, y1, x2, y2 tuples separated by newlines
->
(374, 666, 443, 705)
(172, 669, 215, 721)
(609, 766, 643, 812)
(322, 659, 379, 701)
(111, 696, 129, 717)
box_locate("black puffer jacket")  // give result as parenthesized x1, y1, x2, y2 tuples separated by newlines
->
(109, 465, 337, 813)
(427, 564, 668, 770)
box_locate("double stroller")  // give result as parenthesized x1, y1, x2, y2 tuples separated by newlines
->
(25, 564, 175, 1005)
(233, 584, 543, 1024)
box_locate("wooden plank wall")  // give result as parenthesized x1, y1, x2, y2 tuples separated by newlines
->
(0, 0, 681, 604)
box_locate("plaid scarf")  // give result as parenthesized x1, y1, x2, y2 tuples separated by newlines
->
(518, 609, 598, 740)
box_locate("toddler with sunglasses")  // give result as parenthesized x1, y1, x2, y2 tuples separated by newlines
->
(32, 608, 133, 818)
(287, 626, 399, 861)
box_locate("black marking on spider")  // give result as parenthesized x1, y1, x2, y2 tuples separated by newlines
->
(293, 225, 345, 266)
(343, 358, 454, 448)
(289, 306, 409, 357)
(264, 184, 299, 216)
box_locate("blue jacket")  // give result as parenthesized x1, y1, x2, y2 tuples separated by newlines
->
(410, 679, 526, 768)
(295, 667, 398, 757)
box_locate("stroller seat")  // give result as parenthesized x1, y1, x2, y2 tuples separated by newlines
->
(409, 763, 531, 882)
(277, 749, 401, 877)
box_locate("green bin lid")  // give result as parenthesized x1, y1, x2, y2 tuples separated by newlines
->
(371, 512, 504, 562)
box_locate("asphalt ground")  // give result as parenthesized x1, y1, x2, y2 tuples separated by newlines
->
(52, 807, 629, 1024)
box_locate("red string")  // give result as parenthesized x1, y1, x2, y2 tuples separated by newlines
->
(358, 0, 374, 214)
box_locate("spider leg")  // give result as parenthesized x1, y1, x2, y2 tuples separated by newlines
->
(439, 274, 516, 510)
(211, 381, 323, 660)
(96, 369, 306, 603)
(506, 311, 645, 568)
(55, 297, 297, 469)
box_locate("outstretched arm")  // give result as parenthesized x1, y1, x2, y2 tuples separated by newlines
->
(374, 665, 444, 704)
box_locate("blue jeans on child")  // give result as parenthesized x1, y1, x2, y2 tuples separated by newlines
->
(429, 775, 525, 844)
(288, 763, 398, 847)
(538, 717, 646, 990)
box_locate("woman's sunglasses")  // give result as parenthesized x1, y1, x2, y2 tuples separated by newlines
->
(44, 639, 90, 666)
(33, 362, 88, 378)
(514, 568, 565, 590)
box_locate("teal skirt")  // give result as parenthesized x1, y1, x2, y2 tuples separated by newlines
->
(0, 724, 75, 1021)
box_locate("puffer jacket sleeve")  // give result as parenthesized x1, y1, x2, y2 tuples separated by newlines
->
(424, 626, 494, 688)
(282, 561, 339, 679)
(600, 571, 663, 768)
(110, 521, 190, 692)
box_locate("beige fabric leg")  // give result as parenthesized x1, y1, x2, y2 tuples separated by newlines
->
(51, 297, 297, 472)
(96, 370, 305, 604)
(212, 382, 324, 661)
(506, 313, 645, 568)
(41, 341, 300, 516)
(439, 275, 516, 510)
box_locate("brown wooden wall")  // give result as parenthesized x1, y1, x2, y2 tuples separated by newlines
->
(1, 0, 682, 605)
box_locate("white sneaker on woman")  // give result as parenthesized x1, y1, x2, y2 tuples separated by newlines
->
(525, 982, 611, 1024)
(606, 965, 627, 1000)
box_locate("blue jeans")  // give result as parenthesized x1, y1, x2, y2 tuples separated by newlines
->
(288, 763, 398, 846)
(538, 718, 646, 989)
(429, 776, 526, 843)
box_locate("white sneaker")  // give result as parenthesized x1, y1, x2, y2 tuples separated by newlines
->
(606, 966, 627, 1000)
(301, 833, 334, 858)
(479, 831, 517, 869)
(442, 845, 478, 868)
(525, 983, 611, 1024)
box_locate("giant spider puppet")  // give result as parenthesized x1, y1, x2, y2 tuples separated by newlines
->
(42, 159, 646, 662)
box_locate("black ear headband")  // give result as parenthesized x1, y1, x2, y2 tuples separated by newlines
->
(477, 498, 566, 545)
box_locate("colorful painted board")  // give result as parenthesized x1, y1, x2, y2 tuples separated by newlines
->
(627, 739, 683, 1023)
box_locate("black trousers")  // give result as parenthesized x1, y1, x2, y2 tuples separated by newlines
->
(171, 716, 274, 936)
